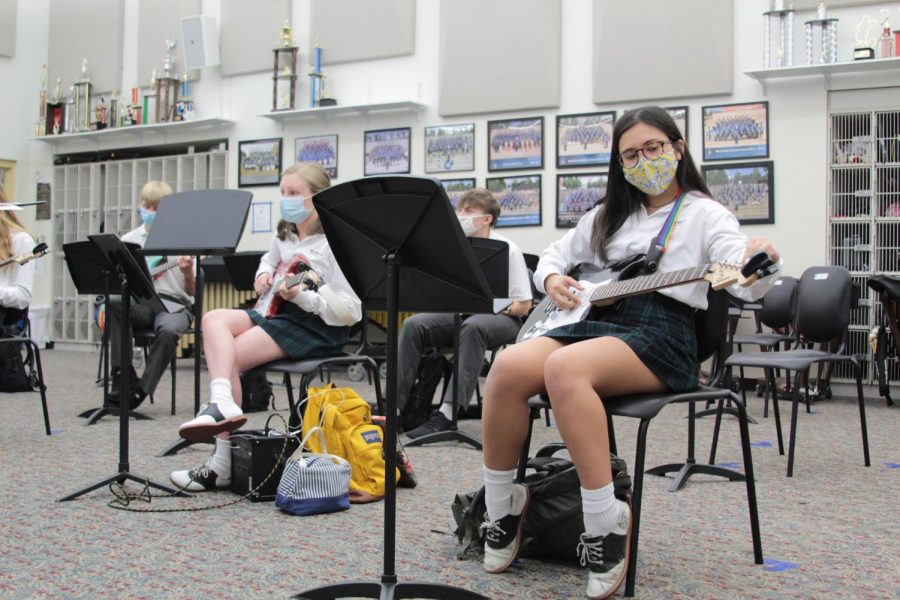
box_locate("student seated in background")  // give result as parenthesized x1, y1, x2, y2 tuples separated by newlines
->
(106, 181, 195, 409)
(0, 187, 35, 327)
(171, 162, 361, 492)
(398, 188, 532, 439)
(478, 106, 781, 599)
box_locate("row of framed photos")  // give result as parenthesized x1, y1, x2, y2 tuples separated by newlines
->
(441, 159, 775, 230)
(236, 101, 771, 187)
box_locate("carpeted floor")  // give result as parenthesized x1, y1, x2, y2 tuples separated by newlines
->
(0, 348, 897, 599)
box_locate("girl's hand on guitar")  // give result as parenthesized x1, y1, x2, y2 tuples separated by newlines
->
(742, 237, 780, 264)
(254, 273, 273, 295)
(278, 280, 300, 301)
(545, 273, 584, 309)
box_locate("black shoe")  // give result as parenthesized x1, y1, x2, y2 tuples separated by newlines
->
(579, 500, 632, 599)
(404, 411, 453, 439)
(109, 366, 138, 396)
(482, 483, 531, 573)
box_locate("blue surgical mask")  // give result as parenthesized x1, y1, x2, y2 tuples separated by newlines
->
(140, 207, 156, 228)
(280, 196, 310, 224)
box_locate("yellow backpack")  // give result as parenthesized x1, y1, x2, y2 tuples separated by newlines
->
(301, 383, 399, 503)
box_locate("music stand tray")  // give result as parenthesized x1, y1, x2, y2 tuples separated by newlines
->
(295, 176, 496, 600)
(141, 189, 252, 457)
(60, 234, 188, 501)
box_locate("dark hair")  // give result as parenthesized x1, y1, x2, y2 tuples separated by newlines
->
(457, 187, 501, 226)
(590, 105, 710, 262)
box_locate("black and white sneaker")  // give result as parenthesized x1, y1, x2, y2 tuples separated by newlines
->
(178, 402, 247, 442)
(170, 456, 231, 492)
(578, 500, 633, 599)
(481, 483, 531, 573)
(404, 411, 453, 439)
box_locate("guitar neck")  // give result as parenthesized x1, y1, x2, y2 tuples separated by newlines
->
(589, 264, 712, 303)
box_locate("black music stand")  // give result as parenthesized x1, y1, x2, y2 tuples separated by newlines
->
(144, 190, 252, 458)
(60, 234, 189, 501)
(295, 176, 502, 600)
(222, 251, 265, 292)
(404, 238, 510, 451)
(64, 240, 154, 425)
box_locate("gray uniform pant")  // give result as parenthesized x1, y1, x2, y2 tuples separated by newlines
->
(108, 296, 192, 396)
(396, 312, 521, 413)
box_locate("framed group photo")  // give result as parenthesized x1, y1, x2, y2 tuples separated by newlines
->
(556, 172, 607, 228)
(364, 127, 411, 176)
(295, 134, 338, 179)
(666, 106, 689, 145)
(440, 178, 476, 209)
(556, 112, 615, 168)
(487, 117, 543, 171)
(425, 123, 475, 173)
(702, 101, 769, 161)
(486, 174, 542, 227)
(702, 160, 774, 225)
(237, 138, 282, 187)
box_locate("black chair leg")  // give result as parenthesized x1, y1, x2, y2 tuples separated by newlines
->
(854, 362, 871, 467)
(26, 340, 51, 435)
(708, 398, 724, 464)
(515, 406, 539, 483)
(786, 371, 804, 477)
(733, 392, 764, 565)
(170, 356, 177, 415)
(766, 369, 785, 455)
(623, 418, 650, 598)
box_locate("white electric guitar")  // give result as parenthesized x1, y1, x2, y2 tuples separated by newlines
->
(518, 260, 744, 343)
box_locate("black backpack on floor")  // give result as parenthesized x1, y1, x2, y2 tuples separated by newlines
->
(451, 451, 632, 563)
(0, 331, 33, 393)
(400, 349, 449, 432)
(240, 370, 274, 413)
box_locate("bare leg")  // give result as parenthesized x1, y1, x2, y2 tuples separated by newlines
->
(228, 326, 288, 404)
(544, 337, 666, 488)
(482, 336, 564, 470)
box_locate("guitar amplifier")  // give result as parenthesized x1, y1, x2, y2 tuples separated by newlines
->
(230, 429, 301, 502)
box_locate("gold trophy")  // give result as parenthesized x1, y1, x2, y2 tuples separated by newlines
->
(72, 58, 92, 132)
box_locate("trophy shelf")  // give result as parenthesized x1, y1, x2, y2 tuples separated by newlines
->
(745, 56, 900, 92)
(28, 117, 235, 150)
(257, 100, 426, 121)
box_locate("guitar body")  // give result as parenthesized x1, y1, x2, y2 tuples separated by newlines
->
(517, 257, 741, 343)
(518, 266, 630, 343)
(254, 255, 318, 319)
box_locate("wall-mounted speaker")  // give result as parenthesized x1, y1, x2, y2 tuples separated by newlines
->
(181, 15, 220, 69)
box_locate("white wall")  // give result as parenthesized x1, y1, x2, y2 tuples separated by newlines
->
(3, 0, 900, 308)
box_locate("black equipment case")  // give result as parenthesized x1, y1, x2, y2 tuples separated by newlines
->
(230, 428, 301, 502)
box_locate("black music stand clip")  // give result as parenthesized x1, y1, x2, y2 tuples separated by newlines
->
(295, 176, 499, 599)
(59, 234, 188, 502)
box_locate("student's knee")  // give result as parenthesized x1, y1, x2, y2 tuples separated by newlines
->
(201, 309, 229, 333)
(543, 349, 585, 400)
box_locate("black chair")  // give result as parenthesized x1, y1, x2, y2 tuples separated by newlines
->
(258, 353, 384, 429)
(725, 266, 871, 477)
(0, 308, 51, 435)
(515, 289, 763, 597)
(731, 276, 799, 417)
(132, 328, 189, 415)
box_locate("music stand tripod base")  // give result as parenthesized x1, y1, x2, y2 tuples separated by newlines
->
(157, 436, 214, 457)
(80, 406, 153, 425)
(294, 580, 489, 600)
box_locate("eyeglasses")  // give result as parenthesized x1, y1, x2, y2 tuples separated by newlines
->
(617, 140, 674, 167)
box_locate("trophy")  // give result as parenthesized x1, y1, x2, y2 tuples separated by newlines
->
(143, 69, 157, 125)
(36, 64, 47, 135)
(763, 0, 795, 68)
(156, 39, 180, 122)
(877, 14, 894, 58)
(108, 89, 118, 128)
(174, 73, 194, 121)
(94, 97, 108, 130)
(854, 15, 879, 60)
(72, 58, 92, 132)
(805, 3, 838, 64)
(272, 22, 298, 111)
(44, 77, 65, 136)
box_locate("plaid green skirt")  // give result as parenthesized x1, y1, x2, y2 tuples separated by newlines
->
(542, 292, 698, 392)
(246, 304, 350, 359)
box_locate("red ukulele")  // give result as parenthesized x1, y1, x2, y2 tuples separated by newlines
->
(254, 255, 322, 319)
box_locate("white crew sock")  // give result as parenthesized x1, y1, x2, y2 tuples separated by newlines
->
(209, 435, 232, 477)
(438, 402, 453, 420)
(581, 482, 621, 538)
(208, 378, 242, 418)
(483, 465, 517, 522)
